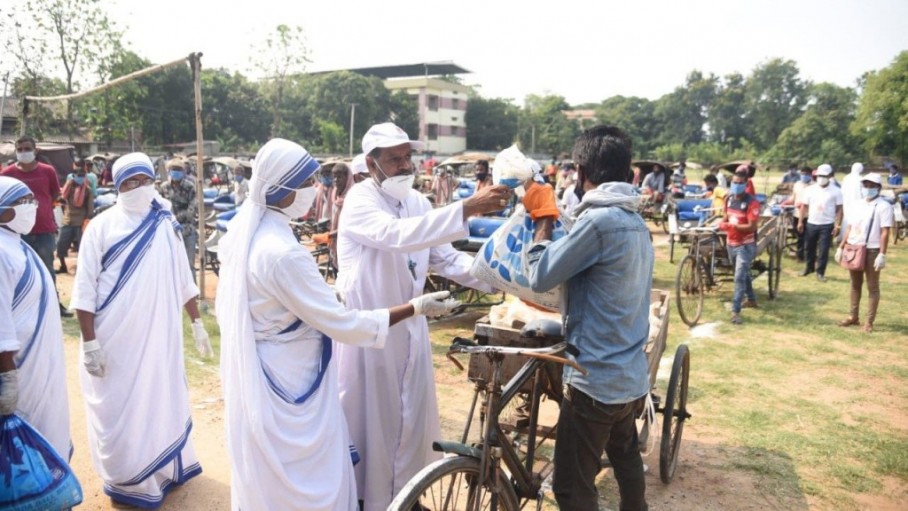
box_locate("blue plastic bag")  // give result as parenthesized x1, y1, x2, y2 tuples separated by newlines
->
(0, 414, 82, 510)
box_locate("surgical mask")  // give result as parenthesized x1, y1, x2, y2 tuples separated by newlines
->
(475, 172, 488, 181)
(818, 177, 830, 187)
(800, 175, 811, 183)
(320, 176, 333, 186)
(280, 187, 317, 219)
(234, 175, 244, 183)
(2, 203, 37, 234)
(861, 187, 879, 200)
(74, 176, 85, 185)
(499, 178, 526, 198)
(117, 184, 156, 214)
(373, 160, 414, 202)
(16, 151, 35, 164)
(170, 170, 185, 181)
(730, 183, 746, 195)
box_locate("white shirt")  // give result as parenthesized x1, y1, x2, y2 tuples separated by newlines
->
(846, 197, 894, 249)
(802, 183, 843, 225)
(791, 181, 810, 219)
(841, 172, 864, 220)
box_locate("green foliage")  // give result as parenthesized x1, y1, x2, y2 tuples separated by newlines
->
(852, 50, 908, 165)
(708, 72, 748, 148)
(518, 94, 579, 157)
(744, 58, 809, 151)
(315, 119, 347, 153)
(200, 68, 270, 149)
(389, 90, 419, 142)
(465, 96, 519, 150)
(252, 24, 311, 138)
(653, 70, 718, 147)
(595, 96, 658, 156)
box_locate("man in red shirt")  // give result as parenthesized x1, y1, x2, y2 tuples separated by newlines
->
(1, 136, 71, 317)
(719, 172, 761, 324)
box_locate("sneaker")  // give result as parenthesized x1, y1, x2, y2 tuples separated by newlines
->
(742, 300, 759, 309)
(816, 274, 827, 283)
(55, 266, 68, 274)
(730, 313, 743, 325)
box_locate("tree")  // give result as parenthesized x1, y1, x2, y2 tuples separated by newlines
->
(768, 83, 859, 166)
(465, 95, 519, 150)
(518, 94, 578, 157)
(596, 96, 657, 156)
(252, 24, 311, 138)
(200, 68, 270, 151)
(388, 90, 419, 141)
(708, 72, 749, 148)
(653, 70, 717, 148)
(852, 51, 908, 165)
(744, 58, 808, 151)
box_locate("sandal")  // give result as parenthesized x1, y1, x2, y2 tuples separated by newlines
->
(862, 323, 874, 333)
(838, 317, 860, 327)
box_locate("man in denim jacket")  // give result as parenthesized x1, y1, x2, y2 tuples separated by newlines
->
(528, 125, 653, 511)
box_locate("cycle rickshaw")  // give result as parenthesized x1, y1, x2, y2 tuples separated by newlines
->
(634, 161, 674, 233)
(389, 290, 691, 510)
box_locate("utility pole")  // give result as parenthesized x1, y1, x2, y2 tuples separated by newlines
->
(348, 103, 356, 157)
(0, 73, 8, 136)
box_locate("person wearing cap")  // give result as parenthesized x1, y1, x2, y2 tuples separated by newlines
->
(835, 173, 892, 333)
(214, 139, 459, 511)
(797, 163, 843, 282)
(526, 126, 652, 511)
(351, 153, 369, 184)
(335, 122, 510, 511)
(71, 152, 212, 509)
(159, 157, 200, 282)
(55, 161, 95, 274)
(0, 176, 72, 465)
(719, 172, 761, 324)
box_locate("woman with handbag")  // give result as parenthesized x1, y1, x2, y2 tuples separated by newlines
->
(835, 173, 893, 333)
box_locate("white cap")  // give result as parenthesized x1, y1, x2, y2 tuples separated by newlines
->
(851, 162, 864, 174)
(361, 122, 425, 155)
(816, 164, 834, 177)
(861, 172, 882, 186)
(351, 154, 368, 175)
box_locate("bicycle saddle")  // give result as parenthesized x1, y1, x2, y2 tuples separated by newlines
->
(520, 319, 563, 340)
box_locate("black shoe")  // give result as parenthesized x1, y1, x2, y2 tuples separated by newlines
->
(816, 274, 827, 283)
(799, 269, 810, 277)
(59, 304, 73, 318)
(55, 266, 68, 274)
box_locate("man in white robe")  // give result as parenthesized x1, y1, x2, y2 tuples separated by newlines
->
(0, 176, 71, 459)
(216, 138, 457, 511)
(335, 122, 512, 510)
(71, 153, 212, 509)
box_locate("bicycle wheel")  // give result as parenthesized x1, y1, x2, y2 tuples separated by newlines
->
(767, 242, 781, 299)
(389, 456, 519, 511)
(660, 344, 690, 484)
(675, 255, 703, 327)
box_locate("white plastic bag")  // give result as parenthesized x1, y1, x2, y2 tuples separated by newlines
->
(470, 204, 571, 309)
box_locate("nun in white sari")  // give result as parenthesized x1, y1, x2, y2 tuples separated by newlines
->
(0, 176, 71, 459)
(216, 138, 456, 511)
(71, 153, 210, 509)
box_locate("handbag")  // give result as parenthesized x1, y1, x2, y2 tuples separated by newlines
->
(840, 206, 875, 271)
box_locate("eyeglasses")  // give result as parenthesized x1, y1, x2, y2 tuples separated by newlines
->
(121, 176, 154, 190)
(12, 197, 36, 206)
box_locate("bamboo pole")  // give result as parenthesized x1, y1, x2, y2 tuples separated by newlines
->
(191, 52, 208, 304)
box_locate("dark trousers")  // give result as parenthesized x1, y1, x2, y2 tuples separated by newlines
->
(56, 225, 82, 260)
(804, 223, 834, 276)
(22, 233, 57, 284)
(791, 215, 806, 260)
(553, 386, 647, 511)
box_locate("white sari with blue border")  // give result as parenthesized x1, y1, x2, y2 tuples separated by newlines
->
(71, 200, 201, 508)
(0, 228, 71, 460)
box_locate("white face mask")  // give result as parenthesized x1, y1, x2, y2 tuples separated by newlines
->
(373, 159, 414, 202)
(16, 151, 36, 164)
(817, 177, 830, 187)
(2, 203, 37, 234)
(281, 187, 317, 219)
(118, 184, 157, 214)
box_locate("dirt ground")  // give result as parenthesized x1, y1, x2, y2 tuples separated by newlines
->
(53, 248, 907, 511)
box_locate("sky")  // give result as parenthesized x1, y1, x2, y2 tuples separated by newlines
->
(16, 0, 908, 105)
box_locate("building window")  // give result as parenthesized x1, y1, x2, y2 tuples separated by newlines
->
(452, 98, 460, 110)
(428, 124, 438, 140)
(451, 117, 458, 122)
(427, 95, 439, 111)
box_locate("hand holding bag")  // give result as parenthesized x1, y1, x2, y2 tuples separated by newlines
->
(840, 206, 875, 271)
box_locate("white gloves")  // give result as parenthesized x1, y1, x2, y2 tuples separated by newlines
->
(410, 291, 461, 317)
(0, 370, 18, 415)
(192, 318, 213, 357)
(834, 247, 843, 264)
(82, 340, 106, 377)
(874, 253, 886, 271)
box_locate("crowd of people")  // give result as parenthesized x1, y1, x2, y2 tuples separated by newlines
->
(0, 122, 902, 511)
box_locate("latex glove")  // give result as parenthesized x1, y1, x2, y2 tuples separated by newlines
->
(874, 253, 886, 271)
(834, 247, 843, 264)
(192, 318, 213, 357)
(82, 340, 106, 377)
(410, 291, 461, 317)
(0, 370, 18, 415)
(522, 183, 560, 220)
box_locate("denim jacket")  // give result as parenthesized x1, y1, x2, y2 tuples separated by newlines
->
(528, 182, 653, 404)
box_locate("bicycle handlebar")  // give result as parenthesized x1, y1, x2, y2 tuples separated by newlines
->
(446, 340, 588, 376)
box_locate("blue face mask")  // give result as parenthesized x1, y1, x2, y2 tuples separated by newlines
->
(170, 170, 184, 181)
(730, 182, 747, 195)
(861, 187, 879, 200)
(320, 176, 333, 186)
(800, 174, 811, 183)
(73, 176, 85, 185)
(234, 175, 244, 183)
